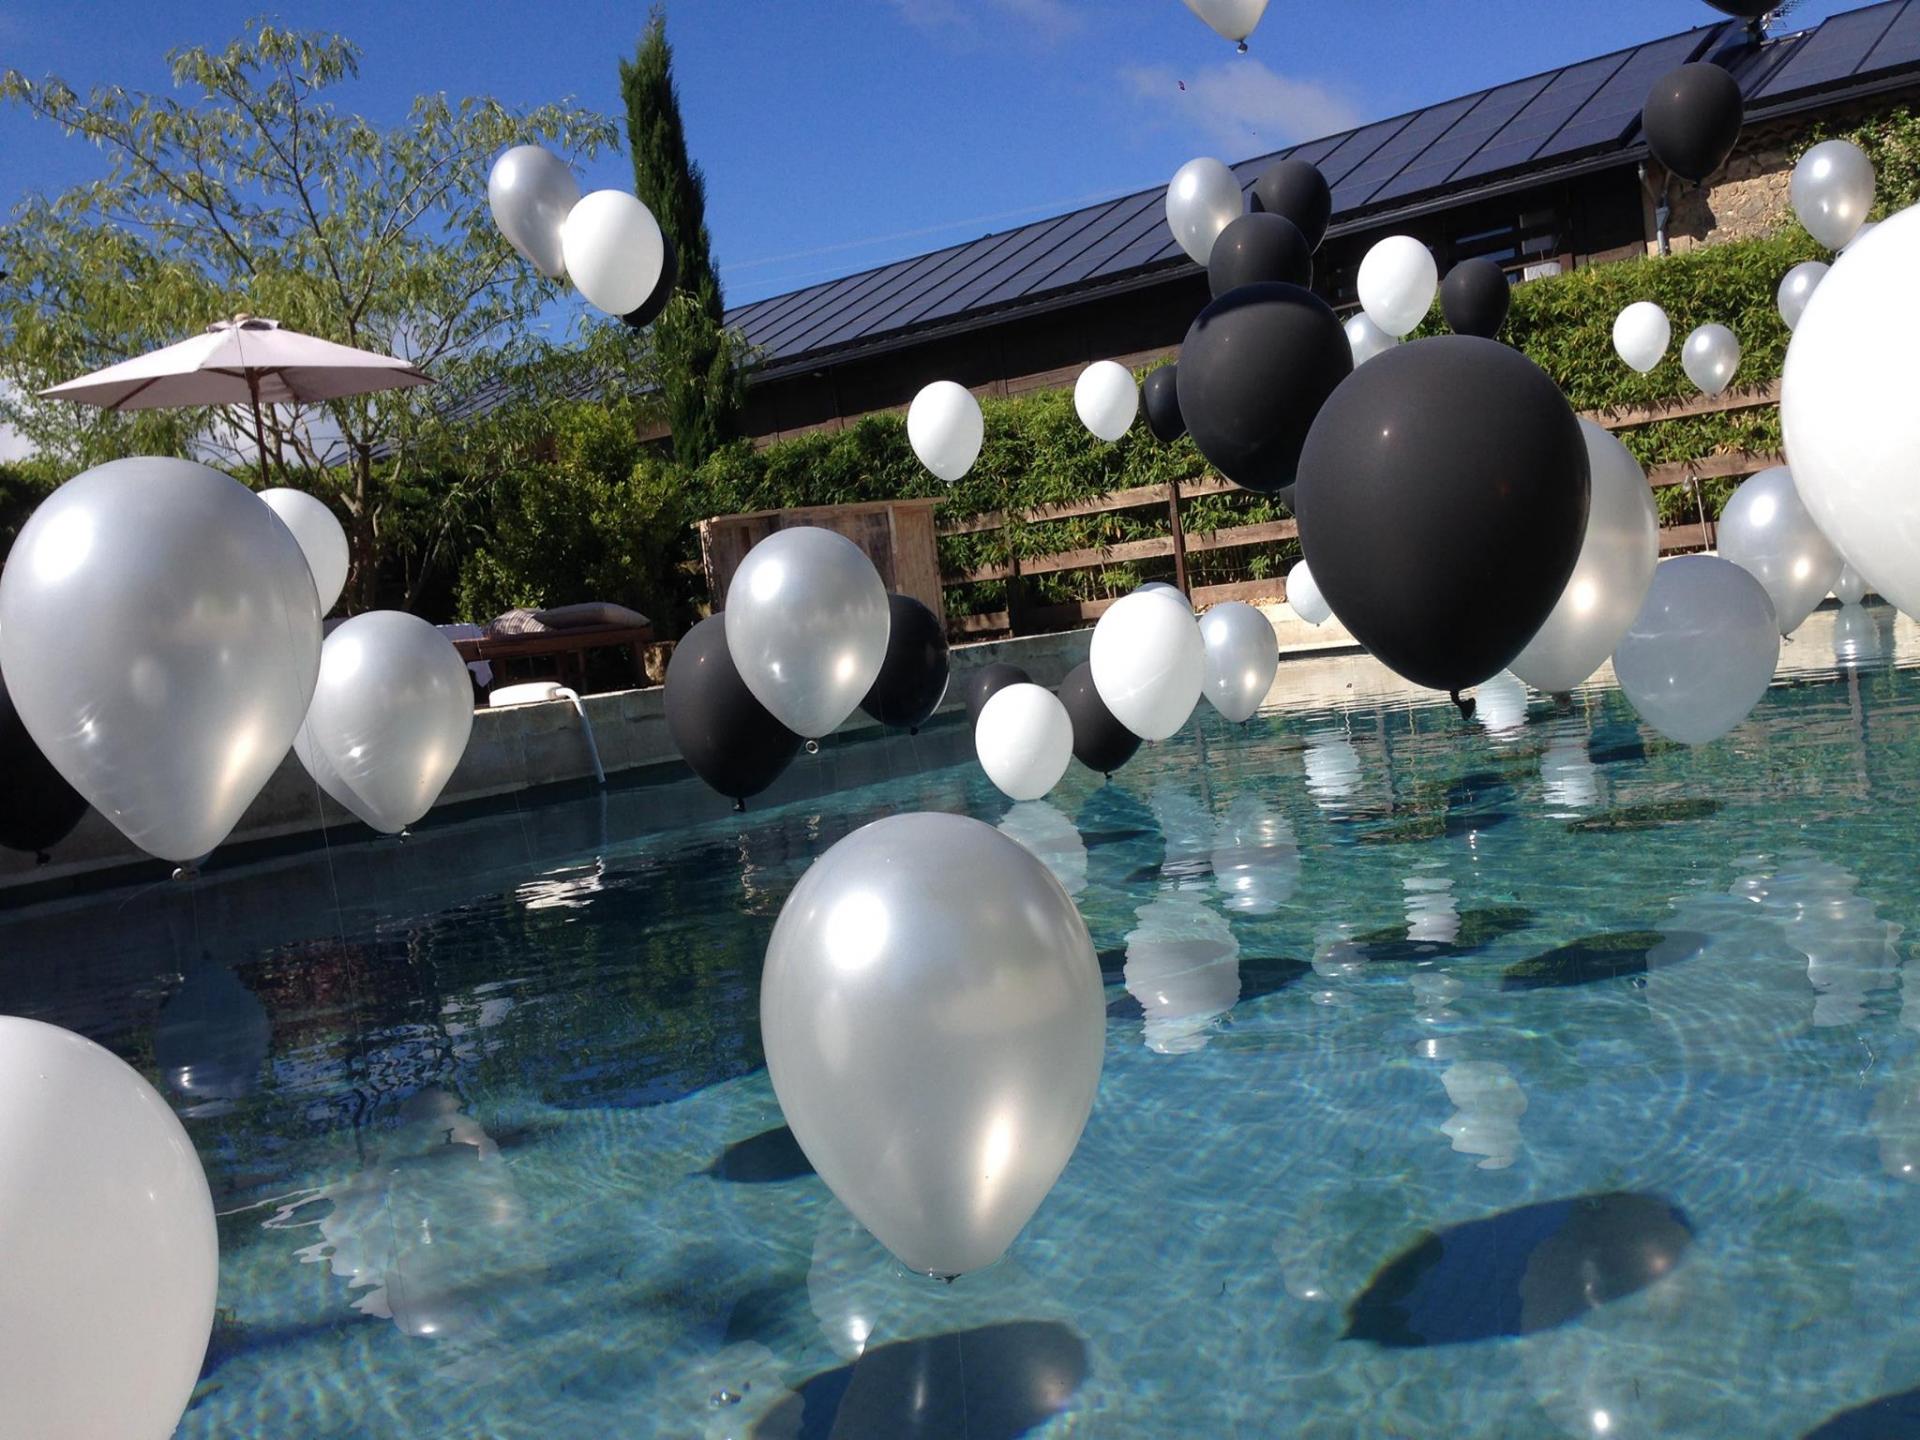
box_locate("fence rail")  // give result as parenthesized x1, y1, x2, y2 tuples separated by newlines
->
(939, 384, 1783, 639)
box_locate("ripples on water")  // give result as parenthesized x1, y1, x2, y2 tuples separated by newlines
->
(5, 606, 1920, 1437)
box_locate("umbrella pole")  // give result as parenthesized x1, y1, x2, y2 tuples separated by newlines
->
(247, 373, 270, 488)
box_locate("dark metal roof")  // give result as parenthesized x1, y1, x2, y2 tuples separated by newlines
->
(726, 1, 1920, 379)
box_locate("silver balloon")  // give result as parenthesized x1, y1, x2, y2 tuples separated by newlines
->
(486, 145, 581, 279)
(293, 611, 475, 833)
(259, 488, 350, 615)
(1775, 260, 1828, 332)
(760, 813, 1104, 1277)
(1287, 560, 1332, 626)
(1834, 604, 1886, 668)
(1166, 157, 1243, 266)
(724, 526, 890, 739)
(1510, 421, 1659, 694)
(1715, 466, 1842, 635)
(1834, 563, 1867, 607)
(1199, 601, 1278, 722)
(0, 456, 321, 862)
(1613, 556, 1780, 745)
(1790, 139, 1876, 252)
(1680, 322, 1741, 397)
(1344, 311, 1399, 368)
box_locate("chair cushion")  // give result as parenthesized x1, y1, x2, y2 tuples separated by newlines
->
(531, 601, 651, 630)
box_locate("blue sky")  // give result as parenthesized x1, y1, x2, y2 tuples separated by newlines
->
(0, 0, 1865, 308)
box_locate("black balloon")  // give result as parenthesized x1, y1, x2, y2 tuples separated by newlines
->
(1142, 365, 1185, 442)
(1440, 257, 1511, 339)
(1249, 158, 1332, 252)
(664, 613, 803, 802)
(860, 593, 950, 731)
(964, 662, 1031, 727)
(1058, 662, 1141, 776)
(1208, 212, 1311, 298)
(1642, 64, 1744, 183)
(1294, 336, 1590, 695)
(621, 234, 680, 330)
(1703, 0, 1772, 15)
(0, 670, 88, 858)
(1176, 282, 1353, 496)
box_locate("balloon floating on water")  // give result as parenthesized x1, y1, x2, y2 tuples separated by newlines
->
(975, 683, 1074, 801)
(665, 613, 802, 802)
(1715, 466, 1842, 635)
(1199, 601, 1279, 723)
(1287, 560, 1332, 627)
(1613, 556, 1779, 745)
(860, 593, 949, 732)
(1057, 660, 1140, 776)
(1090, 589, 1206, 741)
(965, 662, 1032, 727)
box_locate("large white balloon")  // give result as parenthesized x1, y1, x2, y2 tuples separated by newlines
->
(1089, 589, 1205, 741)
(293, 611, 475, 833)
(1612, 301, 1671, 374)
(1181, 0, 1269, 45)
(1166, 157, 1243, 267)
(259, 487, 350, 615)
(1782, 205, 1920, 621)
(1776, 260, 1828, 332)
(0, 1016, 217, 1440)
(724, 526, 891, 738)
(1287, 560, 1332, 626)
(1344, 310, 1399, 367)
(1357, 236, 1438, 337)
(1613, 556, 1780, 745)
(906, 380, 984, 482)
(559, 189, 665, 316)
(1715, 466, 1842, 635)
(975, 682, 1072, 801)
(1791, 139, 1876, 251)
(1199, 601, 1278, 722)
(1074, 360, 1139, 442)
(485, 145, 580, 280)
(0, 457, 321, 862)
(761, 813, 1104, 1277)
(1681, 322, 1741, 396)
(1510, 421, 1659, 694)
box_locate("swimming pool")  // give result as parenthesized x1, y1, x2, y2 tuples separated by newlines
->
(6, 605, 1920, 1438)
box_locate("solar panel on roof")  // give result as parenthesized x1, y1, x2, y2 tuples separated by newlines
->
(1862, 0, 1920, 72)
(1548, 29, 1721, 156)
(1448, 52, 1630, 183)
(1333, 93, 1490, 210)
(1367, 76, 1553, 205)
(1759, 2, 1903, 94)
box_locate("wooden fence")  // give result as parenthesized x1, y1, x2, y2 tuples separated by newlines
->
(939, 381, 1784, 639)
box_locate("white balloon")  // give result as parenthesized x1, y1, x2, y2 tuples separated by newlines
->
(292, 611, 475, 833)
(1782, 205, 1920, 621)
(1775, 260, 1828, 331)
(1344, 310, 1400, 367)
(974, 683, 1073, 801)
(1089, 589, 1205, 741)
(906, 380, 984, 482)
(0, 456, 321, 862)
(1834, 563, 1867, 606)
(485, 145, 580, 280)
(0, 1016, 217, 1440)
(1510, 421, 1659, 694)
(1791, 139, 1877, 251)
(1612, 301, 1671, 374)
(559, 189, 665, 317)
(1166, 157, 1243, 267)
(259, 487, 350, 615)
(1199, 601, 1278, 722)
(1681, 322, 1741, 396)
(1074, 360, 1139, 442)
(1716, 466, 1842, 635)
(1613, 556, 1780, 745)
(1287, 560, 1331, 626)
(1181, 0, 1269, 44)
(761, 812, 1104, 1277)
(1134, 580, 1190, 610)
(724, 526, 891, 739)
(1357, 236, 1438, 338)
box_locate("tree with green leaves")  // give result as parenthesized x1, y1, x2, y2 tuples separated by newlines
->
(0, 23, 649, 611)
(620, 6, 743, 468)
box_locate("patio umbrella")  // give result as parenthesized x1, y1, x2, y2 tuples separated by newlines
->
(38, 315, 432, 485)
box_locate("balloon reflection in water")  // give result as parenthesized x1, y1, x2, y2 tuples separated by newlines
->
(1833, 605, 1893, 669)
(1303, 728, 1363, 810)
(153, 960, 271, 1116)
(1474, 671, 1531, 737)
(1540, 717, 1601, 816)
(997, 800, 1089, 897)
(1440, 1061, 1528, 1170)
(1404, 862, 1460, 944)
(1211, 794, 1299, 915)
(1123, 894, 1241, 1053)
(1743, 856, 1901, 1030)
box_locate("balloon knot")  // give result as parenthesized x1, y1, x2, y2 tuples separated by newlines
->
(804, 739, 820, 756)
(909, 725, 920, 736)
(1449, 690, 1476, 721)
(1236, 39, 1249, 53)
(171, 863, 199, 882)
(34, 851, 49, 867)
(734, 798, 747, 814)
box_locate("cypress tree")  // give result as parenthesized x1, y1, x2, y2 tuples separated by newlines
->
(620, 6, 738, 466)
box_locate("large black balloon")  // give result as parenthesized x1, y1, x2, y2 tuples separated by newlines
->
(1249, 158, 1332, 252)
(1702, 0, 1772, 15)
(1294, 336, 1590, 695)
(1176, 282, 1353, 496)
(1208, 212, 1311, 298)
(1642, 64, 1744, 183)
(1058, 662, 1141, 776)
(964, 662, 1030, 726)
(860, 593, 950, 731)
(1440, 257, 1510, 339)
(1142, 365, 1185, 443)
(664, 613, 803, 803)
(0, 671, 88, 858)
(621, 234, 680, 330)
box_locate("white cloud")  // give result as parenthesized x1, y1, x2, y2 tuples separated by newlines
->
(1122, 58, 1362, 157)
(881, 0, 1084, 47)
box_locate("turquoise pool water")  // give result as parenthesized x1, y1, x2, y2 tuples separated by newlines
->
(6, 607, 1920, 1438)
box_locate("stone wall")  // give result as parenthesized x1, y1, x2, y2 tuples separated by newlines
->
(1663, 115, 1805, 251)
